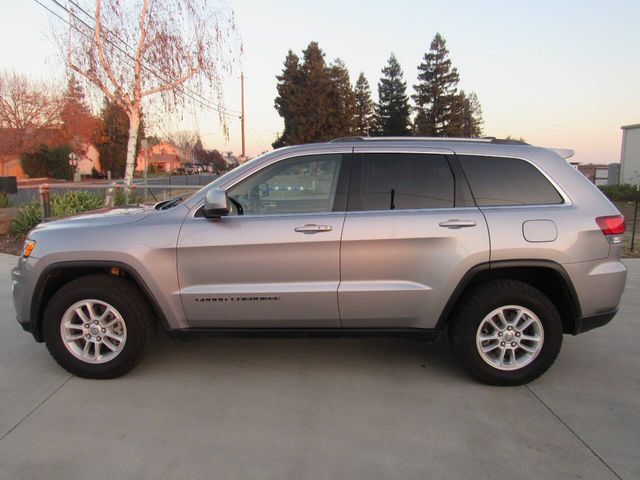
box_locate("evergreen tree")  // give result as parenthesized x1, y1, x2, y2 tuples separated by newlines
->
(193, 137, 205, 163)
(462, 91, 483, 137)
(374, 53, 411, 136)
(445, 91, 467, 137)
(273, 50, 302, 148)
(297, 42, 332, 143)
(412, 33, 460, 136)
(96, 98, 142, 177)
(353, 72, 376, 136)
(326, 59, 356, 138)
(60, 76, 97, 150)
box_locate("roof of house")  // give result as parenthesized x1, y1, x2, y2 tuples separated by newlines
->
(621, 123, 640, 130)
(0, 127, 61, 155)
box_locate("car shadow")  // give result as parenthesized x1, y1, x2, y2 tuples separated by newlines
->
(137, 327, 470, 382)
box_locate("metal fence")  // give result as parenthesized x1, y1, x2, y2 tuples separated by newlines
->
(10, 173, 218, 205)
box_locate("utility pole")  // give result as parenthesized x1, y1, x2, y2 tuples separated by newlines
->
(240, 72, 246, 164)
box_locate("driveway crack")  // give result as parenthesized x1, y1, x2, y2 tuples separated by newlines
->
(0, 375, 73, 442)
(525, 384, 624, 480)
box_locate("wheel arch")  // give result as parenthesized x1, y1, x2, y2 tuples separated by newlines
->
(437, 260, 582, 335)
(30, 261, 170, 342)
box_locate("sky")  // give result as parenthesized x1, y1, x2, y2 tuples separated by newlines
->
(1, 0, 639, 164)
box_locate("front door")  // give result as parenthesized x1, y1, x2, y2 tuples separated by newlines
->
(338, 147, 490, 329)
(177, 152, 350, 328)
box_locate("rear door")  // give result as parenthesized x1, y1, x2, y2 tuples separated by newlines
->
(338, 146, 490, 329)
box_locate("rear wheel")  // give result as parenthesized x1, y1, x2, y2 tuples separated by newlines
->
(43, 274, 155, 379)
(449, 279, 562, 386)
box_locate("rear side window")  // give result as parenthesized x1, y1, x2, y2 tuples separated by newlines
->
(349, 153, 454, 211)
(458, 155, 563, 206)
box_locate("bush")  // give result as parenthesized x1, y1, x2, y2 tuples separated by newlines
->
(9, 200, 42, 239)
(9, 191, 104, 239)
(51, 191, 104, 217)
(20, 145, 74, 180)
(598, 183, 638, 202)
(114, 189, 142, 206)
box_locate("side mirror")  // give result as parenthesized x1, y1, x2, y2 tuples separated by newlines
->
(203, 187, 229, 218)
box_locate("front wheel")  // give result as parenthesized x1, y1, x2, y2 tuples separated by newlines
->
(449, 279, 563, 386)
(43, 274, 156, 379)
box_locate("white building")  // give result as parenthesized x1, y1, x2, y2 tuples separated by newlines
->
(620, 123, 640, 185)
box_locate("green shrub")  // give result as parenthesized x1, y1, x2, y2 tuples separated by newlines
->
(20, 145, 74, 180)
(0, 192, 10, 208)
(598, 184, 638, 202)
(114, 189, 142, 206)
(51, 191, 104, 217)
(9, 200, 42, 239)
(9, 191, 104, 239)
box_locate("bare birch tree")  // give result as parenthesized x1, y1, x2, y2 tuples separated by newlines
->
(64, 0, 237, 188)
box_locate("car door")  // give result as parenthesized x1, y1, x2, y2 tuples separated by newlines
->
(338, 146, 490, 329)
(177, 152, 350, 328)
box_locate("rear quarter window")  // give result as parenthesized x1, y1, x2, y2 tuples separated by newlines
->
(458, 155, 563, 206)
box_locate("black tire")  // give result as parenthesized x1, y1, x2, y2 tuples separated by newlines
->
(449, 279, 562, 386)
(43, 274, 156, 379)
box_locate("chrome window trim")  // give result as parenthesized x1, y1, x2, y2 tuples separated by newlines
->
(188, 146, 573, 217)
(190, 209, 347, 221)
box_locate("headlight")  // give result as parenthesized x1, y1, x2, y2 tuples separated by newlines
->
(22, 239, 36, 258)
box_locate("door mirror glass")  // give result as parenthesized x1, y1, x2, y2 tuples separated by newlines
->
(203, 187, 229, 218)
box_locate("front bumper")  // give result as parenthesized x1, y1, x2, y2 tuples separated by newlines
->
(12, 258, 42, 342)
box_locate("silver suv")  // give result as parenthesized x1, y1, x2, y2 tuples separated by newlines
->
(12, 137, 627, 385)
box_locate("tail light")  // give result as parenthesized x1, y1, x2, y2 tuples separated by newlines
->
(596, 215, 625, 236)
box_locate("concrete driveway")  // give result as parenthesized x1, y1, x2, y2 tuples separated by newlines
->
(0, 253, 638, 480)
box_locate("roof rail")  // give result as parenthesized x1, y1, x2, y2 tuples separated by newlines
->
(329, 136, 528, 145)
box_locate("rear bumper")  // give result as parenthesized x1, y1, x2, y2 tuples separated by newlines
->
(572, 309, 617, 335)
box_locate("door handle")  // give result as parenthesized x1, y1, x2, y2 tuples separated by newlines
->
(439, 219, 477, 229)
(294, 224, 333, 233)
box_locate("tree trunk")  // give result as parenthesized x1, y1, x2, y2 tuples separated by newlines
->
(123, 108, 140, 188)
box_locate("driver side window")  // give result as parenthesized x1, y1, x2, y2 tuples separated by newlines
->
(226, 154, 343, 215)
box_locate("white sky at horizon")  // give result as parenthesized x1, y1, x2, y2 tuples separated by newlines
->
(1, 0, 639, 165)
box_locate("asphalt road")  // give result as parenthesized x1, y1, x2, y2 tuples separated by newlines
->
(0, 253, 638, 480)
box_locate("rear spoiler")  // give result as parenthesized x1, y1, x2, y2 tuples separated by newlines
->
(548, 148, 575, 159)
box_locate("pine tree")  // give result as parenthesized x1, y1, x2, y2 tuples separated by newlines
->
(353, 72, 376, 136)
(445, 91, 467, 137)
(375, 53, 411, 136)
(326, 59, 356, 138)
(297, 42, 332, 143)
(273, 50, 302, 148)
(95, 98, 142, 177)
(413, 33, 460, 136)
(462, 91, 483, 137)
(60, 76, 97, 151)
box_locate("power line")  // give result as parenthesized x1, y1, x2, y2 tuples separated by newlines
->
(66, 0, 242, 116)
(65, 0, 242, 116)
(35, 0, 241, 118)
(246, 120, 272, 152)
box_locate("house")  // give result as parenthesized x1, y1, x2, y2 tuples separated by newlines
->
(136, 142, 188, 173)
(620, 123, 640, 185)
(76, 144, 101, 176)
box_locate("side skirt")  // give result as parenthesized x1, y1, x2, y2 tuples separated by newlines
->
(169, 327, 442, 342)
